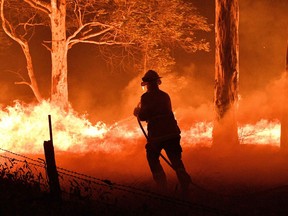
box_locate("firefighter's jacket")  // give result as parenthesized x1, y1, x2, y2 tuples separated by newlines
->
(138, 88, 181, 143)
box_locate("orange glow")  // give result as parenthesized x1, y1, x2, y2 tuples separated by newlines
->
(0, 101, 281, 154)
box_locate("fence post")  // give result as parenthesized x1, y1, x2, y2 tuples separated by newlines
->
(43, 115, 61, 201)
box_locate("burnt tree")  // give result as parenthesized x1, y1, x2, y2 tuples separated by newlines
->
(213, 0, 239, 148)
(280, 41, 288, 149)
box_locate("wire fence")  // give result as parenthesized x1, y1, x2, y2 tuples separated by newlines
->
(0, 146, 233, 216)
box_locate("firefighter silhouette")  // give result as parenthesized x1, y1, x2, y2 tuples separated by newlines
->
(134, 70, 192, 193)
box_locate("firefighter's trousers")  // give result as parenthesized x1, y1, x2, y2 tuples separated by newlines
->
(145, 136, 191, 191)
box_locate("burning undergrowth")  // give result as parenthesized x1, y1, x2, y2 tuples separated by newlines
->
(0, 97, 288, 215)
(0, 99, 281, 155)
(0, 98, 284, 184)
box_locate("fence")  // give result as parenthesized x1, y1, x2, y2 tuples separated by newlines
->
(0, 115, 232, 215)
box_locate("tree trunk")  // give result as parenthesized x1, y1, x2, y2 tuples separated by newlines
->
(1, 0, 43, 102)
(213, 0, 239, 148)
(50, 0, 68, 107)
(280, 41, 288, 149)
(22, 42, 43, 102)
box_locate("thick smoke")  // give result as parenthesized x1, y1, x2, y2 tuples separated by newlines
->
(65, 0, 288, 186)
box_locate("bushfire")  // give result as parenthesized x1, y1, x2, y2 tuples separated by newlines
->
(0, 101, 280, 154)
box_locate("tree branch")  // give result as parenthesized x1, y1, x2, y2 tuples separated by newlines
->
(67, 22, 115, 48)
(42, 41, 52, 52)
(0, 0, 26, 47)
(7, 69, 32, 87)
(15, 81, 31, 86)
(23, 0, 51, 14)
(71, 40, 133, 46)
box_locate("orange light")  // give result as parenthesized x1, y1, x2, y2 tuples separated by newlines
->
(0, 101, 281, 154)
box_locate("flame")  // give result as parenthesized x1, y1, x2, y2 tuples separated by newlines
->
(0, 101, 281, 154)
(238, 119, 280, 145)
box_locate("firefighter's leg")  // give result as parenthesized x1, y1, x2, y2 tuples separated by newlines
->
(164, 137, 192, 192)
(145, 143, 167, 189)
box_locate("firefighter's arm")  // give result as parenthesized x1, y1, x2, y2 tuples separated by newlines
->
(137, 96, 149, 121)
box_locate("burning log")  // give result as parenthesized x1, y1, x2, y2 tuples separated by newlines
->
(213, 0, 239, 148)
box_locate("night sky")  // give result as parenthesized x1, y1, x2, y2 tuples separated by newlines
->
(0, 0, 287, 124)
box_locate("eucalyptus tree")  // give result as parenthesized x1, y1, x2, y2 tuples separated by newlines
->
(213, 0, 239, 148)
(0, 0, 210, 108)
(112, 0, 211, 74)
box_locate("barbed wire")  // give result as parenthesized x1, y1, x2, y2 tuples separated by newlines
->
(0, 154, 45, 169)
(1, 146, 288, 215)
(0, 147, 45, 165)
(57, 169, 230, 215)
(0, 146, 229, 214)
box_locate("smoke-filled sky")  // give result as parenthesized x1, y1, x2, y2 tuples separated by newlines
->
(0, 0, 287, 125)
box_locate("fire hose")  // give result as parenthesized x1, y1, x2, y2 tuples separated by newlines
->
(137, 117, 175, 170)
(137, 117, 219, 194)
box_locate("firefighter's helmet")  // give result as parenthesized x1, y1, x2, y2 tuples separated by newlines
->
(141, 70, 162, 86)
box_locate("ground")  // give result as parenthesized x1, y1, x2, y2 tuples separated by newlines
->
(2, 144, 288, 215)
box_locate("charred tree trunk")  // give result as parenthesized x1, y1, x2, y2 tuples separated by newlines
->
(280, 41, 288, 150)
(213, 0, 239, 148)
(50, 0, 68, 107)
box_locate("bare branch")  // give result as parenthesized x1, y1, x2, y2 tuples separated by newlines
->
(72, 0, 83, 26)
(6, 69, 32, 87)
(15, 81, 31, 86)
(42, 41, 52, 52)
(67, 22, 114, 49)
(72, 40, 133, 46)
(6, 69, 26, 82)
(0, 0, 26, 47)
(23, 0, 51, 14)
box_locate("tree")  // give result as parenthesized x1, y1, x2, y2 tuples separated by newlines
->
(0, 0, 44, 102)
(0, 0, 211, 108)
(213, 0, 239, 148)
(0, 0, 130, 107)
(111, 0, 211, 74)
(281, 41, 288, 149)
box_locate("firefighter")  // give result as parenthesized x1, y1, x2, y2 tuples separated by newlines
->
(133, 70, 192, 193)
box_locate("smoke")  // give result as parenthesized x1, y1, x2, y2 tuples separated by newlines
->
(239, 0, 287, 94)
(71, 0, 288, 128)
(0, 84, 10, 105)
(0, 0, 287, 194)
(238, 73, 287, 124)
(120, 63, 215, 127)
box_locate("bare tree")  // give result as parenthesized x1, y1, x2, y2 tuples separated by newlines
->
(0, 0, 130, 107)
(0, 0, 211, 108)
(213, 0, 239, 148)
(0, 0, 44, 102)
